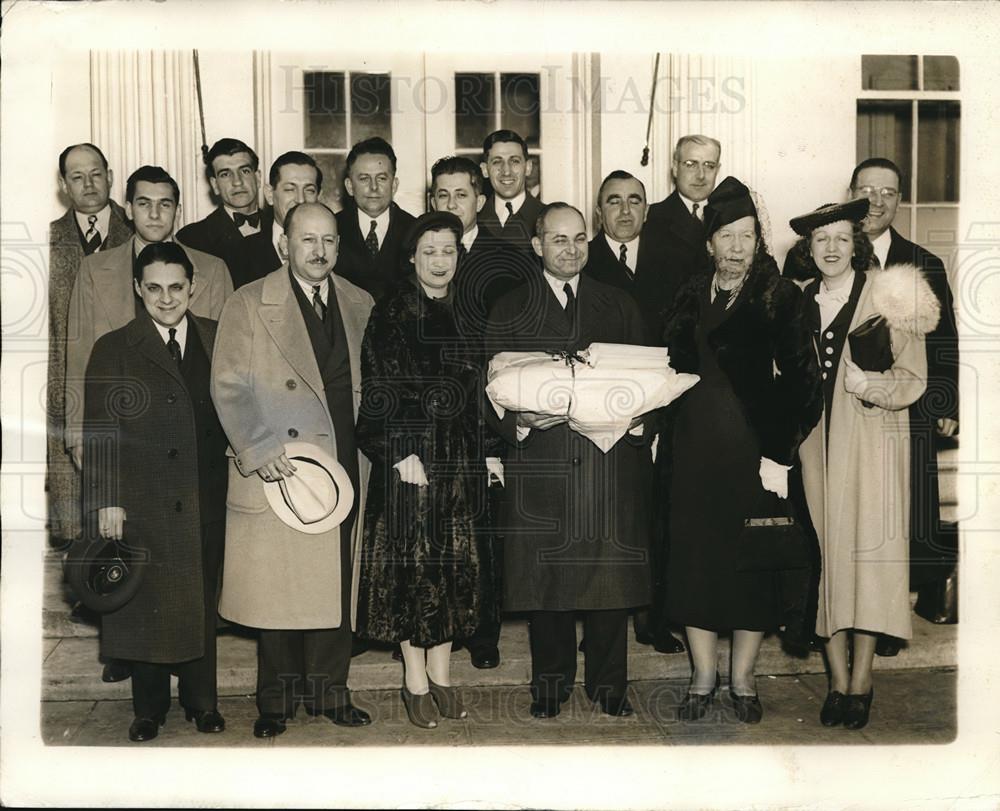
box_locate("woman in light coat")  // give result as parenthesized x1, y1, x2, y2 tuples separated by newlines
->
(790, 199, 937, 730)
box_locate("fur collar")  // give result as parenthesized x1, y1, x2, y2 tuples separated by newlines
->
(869, 263, 940, 336)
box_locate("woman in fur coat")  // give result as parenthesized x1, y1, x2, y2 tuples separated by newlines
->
(790, 199, 937, 730)
(356, 212, 499, 729)
(661, 177, 823, 724)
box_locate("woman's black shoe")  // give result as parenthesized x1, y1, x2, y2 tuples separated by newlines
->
(819, 691, 847, 727)
(842, 689, 874, 730)
(730, 691, 763, 724)
(677, 672, 720, 722)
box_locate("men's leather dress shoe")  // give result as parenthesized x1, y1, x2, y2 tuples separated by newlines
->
(530, 699, 561, 719)
(874, 635, 903, 657)
(819, 691, 847, 727)
(102, 660, 132, 683)
(842, 689, 874, 730)
(470, 646, 500, 669)
(307, 704, 372, 727)
(252, 715, 287, 738)
(128, 715, 165, 742)
(592, 693, 634, 717)
(730, 692, 763, 724)
(652, 633, 686, 654)
(185, 708, 225, 733)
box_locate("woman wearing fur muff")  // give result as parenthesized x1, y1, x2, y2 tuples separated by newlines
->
(660, 177, 823, 725)
(356, 211, 499, 729)
(789, 198, 938, 731)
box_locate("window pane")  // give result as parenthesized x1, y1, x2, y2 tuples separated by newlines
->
(924, 55, 960, 91)
(304, 72, 346, 149)
(861, 55, 918, 90)
(455, 72, 495, 150)
(917, 101, 960, 202)
(857, 100, 913, 203)
(500, 73, 540, 147)
(350, 73, 391, 143)
(306, 152, 347, 213)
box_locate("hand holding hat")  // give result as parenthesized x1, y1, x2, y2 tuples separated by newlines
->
(257, 453, 297, 482)
(260, 441, 355, 535)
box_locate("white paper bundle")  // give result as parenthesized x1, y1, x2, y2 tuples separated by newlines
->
(486, 343, 700, 453)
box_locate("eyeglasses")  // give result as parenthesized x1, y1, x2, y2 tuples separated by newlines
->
(680, 160, 719, 172)
(855, 185, 899, 201)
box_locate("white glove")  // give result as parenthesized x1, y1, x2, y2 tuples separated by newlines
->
(759, 457, 791, 499)
(394, 454, 429, 487)
(485, 457, 505, 487)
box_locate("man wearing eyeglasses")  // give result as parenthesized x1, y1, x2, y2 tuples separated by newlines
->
(849, 157, 959, 655)
(646, 135, 722, 299)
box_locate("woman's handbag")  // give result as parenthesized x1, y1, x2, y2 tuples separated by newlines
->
(848, 315, 894, 410)
(737, 491, 810, 572)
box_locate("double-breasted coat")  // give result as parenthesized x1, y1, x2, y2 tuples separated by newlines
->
(65, 237, 233, 454)
(799, 267, 932, 640)
(82, 314, 226, 663)
(485, 273, 654, 612)
(47, 202, 132, 539)
(210, 266, 374, 630)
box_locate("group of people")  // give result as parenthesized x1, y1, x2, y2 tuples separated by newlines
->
(48, 125, 957, 742)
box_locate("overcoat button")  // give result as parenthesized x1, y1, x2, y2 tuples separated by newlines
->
(175, 501, 183, 512)
(166, 393, 177, 404)
(825, 331, 834, 340)
(825, 346, 834, 355)
(571, 457, 582, 466)
(286, 379, 297, 389)
(822, 372, 828, 380)
(167, 448, 178, 458)
(824, 360, 833, 368)
(288, 428, 299, 438)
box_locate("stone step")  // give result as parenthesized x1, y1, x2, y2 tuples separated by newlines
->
(43, 614, 956, 702)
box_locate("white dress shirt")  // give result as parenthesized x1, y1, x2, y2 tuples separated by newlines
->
(678, 193, 706, 220)
(75, 205, 112, 249)
(224, 205, 262, 237)
(291, 273, 330, 307)
(357, 207, 391, 251)
(603, 233, 640, 274)
(543, 270, 580, 306)
(495, 191, 526, 226)
(461, 225, 479, 253)
(152, 315, 189, 359)
(271, 221, 285, 260)
(870, 229, 892, 270)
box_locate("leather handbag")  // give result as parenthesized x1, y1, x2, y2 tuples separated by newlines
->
(737, 491, 810, 572)
(848, 314, 894, 372)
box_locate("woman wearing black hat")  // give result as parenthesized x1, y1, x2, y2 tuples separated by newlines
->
(790, 200, 937, 730)
(355, 211, 499, 729)
(660, 177, 823, 723)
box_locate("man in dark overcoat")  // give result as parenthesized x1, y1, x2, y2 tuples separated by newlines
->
(486, 203, 653, 719)
(848, 158, 960, 654)
(48, 143, 132, 543)
(583, 170, 686, 656)
(476, 129, 544, 255)
(332, 137, 416, 301)
(176, 138, 272, 264)
(82, 241, 228, 742)
(645, 134, 722, 297)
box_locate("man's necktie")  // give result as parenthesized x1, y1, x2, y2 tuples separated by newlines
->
(619, 243, 632, 275)
(365, 220, 379, 258)
(503, 201, 514, 226)
(167, 328, 182, 365)
(312, 284, 327, 322)
(233, 211, 260, 229)
(457, 242, 468, 265)
(691, 203, 701, 222)
(83, 215, 102, 255)
(871, 254, 882, 270)
(563, 282, 576, 329)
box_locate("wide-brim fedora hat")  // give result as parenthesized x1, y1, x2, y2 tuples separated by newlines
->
(262, 441, 355, 535)
(65, 531, 146, 613)
(789, 197, 870, 236)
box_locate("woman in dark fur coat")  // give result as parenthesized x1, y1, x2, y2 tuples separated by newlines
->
(356, 211, 499, 729)
(660, 177, 823, 724)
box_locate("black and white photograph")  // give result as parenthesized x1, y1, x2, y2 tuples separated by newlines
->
(2, 1, 998, 808)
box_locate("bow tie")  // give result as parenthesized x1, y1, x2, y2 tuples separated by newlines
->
(814, 284, 851, 308)
(233, 211, 260, 228)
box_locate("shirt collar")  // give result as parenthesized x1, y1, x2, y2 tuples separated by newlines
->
(603, 232, 640, 271)
(461, 224, 479, 253)
(543, 270, 579, 303)
(495, 191, 526, 220)
(271, 220, 285, 257)
(357, 206, 391, 243)
(151, 313, 189, 353)
(74, 205, 112, 239)
(678, 193, 709, 217)
(291, 270, 330, 303)
(133, 234, 172, 256)
(871, 229, 892, 268)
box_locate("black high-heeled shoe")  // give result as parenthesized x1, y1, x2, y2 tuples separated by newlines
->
(820, 691, 847, 727)
(842, 688, 874, 730)
(677, 672, 720, 722)
(427, 677, 467, 719)
(730, 691, 763, 724)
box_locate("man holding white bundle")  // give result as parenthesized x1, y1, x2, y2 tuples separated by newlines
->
(484, 202, 654, 719)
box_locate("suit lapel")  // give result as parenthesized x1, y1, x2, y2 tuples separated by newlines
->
(666, 192, 703, 249)
(258, 268, 326, 400)
(92, 241, 138, 330)
(129, 313, 187, 388)
(331, 275, 369, 419)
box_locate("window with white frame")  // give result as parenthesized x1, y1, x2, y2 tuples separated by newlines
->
(856, 55, 959, 260)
